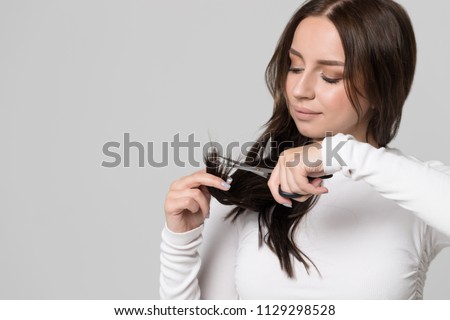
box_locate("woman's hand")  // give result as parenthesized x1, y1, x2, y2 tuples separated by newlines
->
(164, 169, 231, 233)
(267, 141, 329, 207)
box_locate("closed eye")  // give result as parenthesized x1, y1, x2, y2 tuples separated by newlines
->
(321, 74, 342, 84)
(288, 67, 304, 74)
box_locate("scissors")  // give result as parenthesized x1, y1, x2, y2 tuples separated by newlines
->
(216, 156, 332, 198)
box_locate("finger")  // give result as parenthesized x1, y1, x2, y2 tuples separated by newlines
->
(199, 185, 211, 202)
(293, 173, 329, 196)
(170, 170, 231, 191)
(165, 196, 201, 216)
(309, 177, 326, 189)
(280, 150, 317, 201)
(285, 166, 306, 196)
(286, 168, 324, 196)
(311, 177, 328, 194)
(199, 185, 212, 218)
(279, 155, 292, 194)
(186, 188, 210, 217)
(291, 178, 324, 202)
(267, 158, 293, 207)
(280, 155, 308, 200)
(165, 188, 210, 217)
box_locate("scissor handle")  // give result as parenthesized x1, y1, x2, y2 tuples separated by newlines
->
(278, 186, 303, 198)
(311, 174, 333, 180)
(278, 174, 333, 199)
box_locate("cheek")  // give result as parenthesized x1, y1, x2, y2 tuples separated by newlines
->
(322, 86, 357, 118)
(285, 77, 295, 100)
(320, 85, 349, 109)
(321, 88, 358, 129)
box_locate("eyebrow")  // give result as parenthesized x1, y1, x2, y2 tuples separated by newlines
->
(289, 48, 345, 66)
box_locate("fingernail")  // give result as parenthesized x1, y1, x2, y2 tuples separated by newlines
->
(206, 211, 210, 219)
(282, 203, 292, 208)
(221, 181, 231, 189)
(226, 176, 233, 184)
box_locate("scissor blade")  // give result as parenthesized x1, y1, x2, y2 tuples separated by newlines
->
(212, 155, 333, 182)
(234, 165, 273, 179)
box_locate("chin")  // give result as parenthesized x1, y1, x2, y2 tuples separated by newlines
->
(296, 126, 327, 140)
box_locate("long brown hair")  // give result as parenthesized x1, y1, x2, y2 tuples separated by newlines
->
(206, 0, 417, 277)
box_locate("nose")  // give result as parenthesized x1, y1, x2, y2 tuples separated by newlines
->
(291, 71, 316, 100)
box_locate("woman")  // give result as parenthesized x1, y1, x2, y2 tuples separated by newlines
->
(160, 0, 450, 299)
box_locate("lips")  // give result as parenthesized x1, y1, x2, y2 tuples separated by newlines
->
(294, 106, 321, 114)
(293, 106, 322, 120)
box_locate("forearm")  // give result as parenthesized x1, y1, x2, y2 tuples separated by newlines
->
(322, 133, 450, 236)
(159, 224, 203, 299)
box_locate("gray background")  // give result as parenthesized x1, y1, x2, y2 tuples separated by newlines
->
(0, 0, 449, 299)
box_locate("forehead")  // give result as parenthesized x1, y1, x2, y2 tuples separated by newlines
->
(291, 16, 345, 61)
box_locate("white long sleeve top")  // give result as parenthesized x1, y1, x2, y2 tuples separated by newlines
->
(160, 134, 450, 299)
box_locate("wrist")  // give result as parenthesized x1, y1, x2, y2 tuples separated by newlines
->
(163, 222, 204, 245)
(321, 133, 354, 174)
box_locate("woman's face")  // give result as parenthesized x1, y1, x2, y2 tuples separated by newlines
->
(286, 16, 372, 142)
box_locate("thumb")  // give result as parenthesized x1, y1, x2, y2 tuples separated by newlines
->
(309, 177, 328, 193)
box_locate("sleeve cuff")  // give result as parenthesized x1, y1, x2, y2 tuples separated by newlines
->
(321, 133, 354, 175)
(162, 223, 204, 246)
